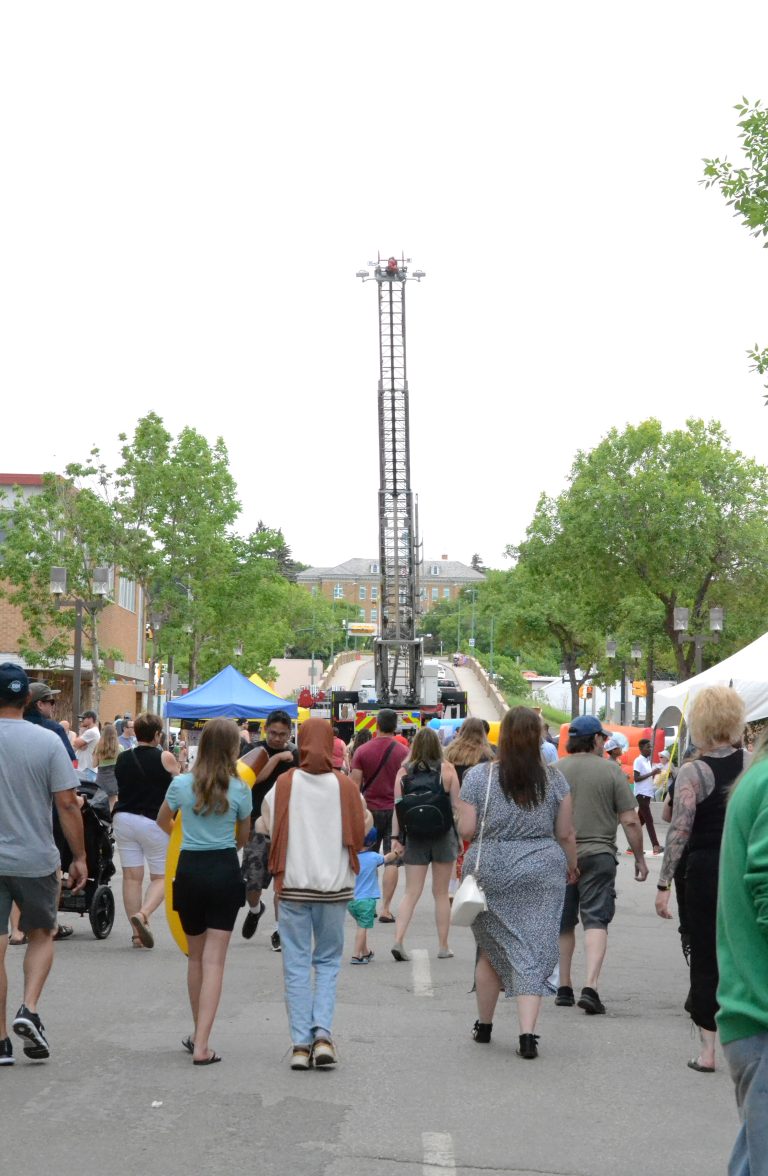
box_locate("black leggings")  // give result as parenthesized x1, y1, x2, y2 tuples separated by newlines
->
(685, 847, 719, 1032)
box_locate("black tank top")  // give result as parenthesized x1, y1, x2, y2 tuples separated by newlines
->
(114, 745, 174, 820)
(688, 750, 744, 853)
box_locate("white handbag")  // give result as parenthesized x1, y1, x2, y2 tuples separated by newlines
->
(450, 763, 493, 927)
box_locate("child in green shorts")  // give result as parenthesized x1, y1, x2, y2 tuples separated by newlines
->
(348, 828, 401, 963)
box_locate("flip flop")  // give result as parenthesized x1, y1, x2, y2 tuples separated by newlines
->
(9, 934, 27, 946)
(378, 914, 395, 924)
(130, 915, 154, 949)
(687, 1058, 715, 1073)
(193, 1051, 221, 1066)
(181, 1037, 195, 1054)
(52, 925, 73, 941)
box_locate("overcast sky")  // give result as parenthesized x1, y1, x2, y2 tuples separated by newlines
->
(3, 2, 768, 572)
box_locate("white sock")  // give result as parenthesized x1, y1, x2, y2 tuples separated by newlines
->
(248, 903, 261, 914)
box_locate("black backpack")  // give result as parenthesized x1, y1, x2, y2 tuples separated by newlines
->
(396, 764, 454, 839)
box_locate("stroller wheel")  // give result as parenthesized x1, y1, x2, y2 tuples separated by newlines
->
(89, 885, 115, 939)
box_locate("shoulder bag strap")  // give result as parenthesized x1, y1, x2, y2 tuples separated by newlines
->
(361, 740, 396, 794)
(474, 762, 494, 874)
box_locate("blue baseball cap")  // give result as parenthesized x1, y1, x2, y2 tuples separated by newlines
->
(364, 827, 378, 847)
(568, 715, 610, 738)
(0, 663, 30, 703)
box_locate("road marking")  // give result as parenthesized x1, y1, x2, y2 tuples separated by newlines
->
(422, 1132, 456, 1172)
(411, 948, 433, 997)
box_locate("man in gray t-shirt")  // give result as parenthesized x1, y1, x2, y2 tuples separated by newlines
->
(555, 715, 647, 1017)
(0, 664, 87, 1066)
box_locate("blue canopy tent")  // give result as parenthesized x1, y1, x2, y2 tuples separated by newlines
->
(164, 664, 298, 720)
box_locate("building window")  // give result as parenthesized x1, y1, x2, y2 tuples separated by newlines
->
(359, 608, 366, 620)
(311, 585, 318, 596)
(371, 585, 378, 601)
(369, 562, 379, 574)
(443, 587, 451, 599)
(429, 564, 440, 576)
(118, 575, 136, 612)
(370, 608, 377, 622)
(431, 587, 438, 601)
(333, 583, 344, 599)
(359, 585, 366, 601)
(420, 587, 426, 599)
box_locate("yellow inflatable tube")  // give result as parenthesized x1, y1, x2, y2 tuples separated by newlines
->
(164, 758, 257, 956)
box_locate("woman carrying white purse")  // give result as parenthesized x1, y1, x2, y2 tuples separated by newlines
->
(456, 707, 578, 1060)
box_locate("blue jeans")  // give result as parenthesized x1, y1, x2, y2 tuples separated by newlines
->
(278, 900, 347, 1046)
(723, 1033, 768, 1176)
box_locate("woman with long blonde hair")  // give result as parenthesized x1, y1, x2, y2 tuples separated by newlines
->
(93, 722, 120, 811)
(157, 718, 252, 1065)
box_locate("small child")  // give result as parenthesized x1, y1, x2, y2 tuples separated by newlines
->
(348, 828, 401, 964)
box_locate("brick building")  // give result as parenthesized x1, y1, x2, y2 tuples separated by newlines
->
(0, 473, 147, 725)
(296, 555, 484, 627)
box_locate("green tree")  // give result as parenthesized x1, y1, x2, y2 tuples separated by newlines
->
(0, 471, 120, 710)
(703, 99, 768, 398)
(561, 419, 768, 680)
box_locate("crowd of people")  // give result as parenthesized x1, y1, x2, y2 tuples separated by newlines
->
(2, 663, 767, 1172)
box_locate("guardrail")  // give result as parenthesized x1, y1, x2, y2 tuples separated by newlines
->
(318, 651, 360, 690)
(456, 655, 508, 720)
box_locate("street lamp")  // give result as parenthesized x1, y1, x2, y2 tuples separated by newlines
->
(673, 606, 724, 675)
(631, 644, 643, 724)
(50, 566, 110, 725)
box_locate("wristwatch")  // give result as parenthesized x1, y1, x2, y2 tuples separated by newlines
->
(657, 884, 669, 892)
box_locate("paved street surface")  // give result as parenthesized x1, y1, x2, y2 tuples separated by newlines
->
(4, 842, 737, 1176)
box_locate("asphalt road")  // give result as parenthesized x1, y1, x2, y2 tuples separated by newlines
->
(3, 838, 738, 1176)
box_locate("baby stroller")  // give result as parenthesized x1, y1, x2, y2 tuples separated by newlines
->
(57, 783, 116, 939)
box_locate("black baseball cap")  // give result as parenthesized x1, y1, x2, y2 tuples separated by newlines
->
(0, 663, 30, 703)
(78, 709, 98, 721)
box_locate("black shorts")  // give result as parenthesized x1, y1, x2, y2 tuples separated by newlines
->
(241, 831, 272, 892)
(172, 849, 245, 936)
(560, 852, 617, 932)
(370, 809, 394, 854)
(0, 872, 59, 933)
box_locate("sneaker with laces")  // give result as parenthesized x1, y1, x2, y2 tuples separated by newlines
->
(242, 902, 265, 940)
(312, 1037, 337, 1067)
(0, 1037, 14, 1066)
(270, 930, 281, 952)
(12, 1004, 50, 1059)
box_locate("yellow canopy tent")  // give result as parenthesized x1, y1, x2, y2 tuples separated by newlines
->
(248, 672, 311, 724)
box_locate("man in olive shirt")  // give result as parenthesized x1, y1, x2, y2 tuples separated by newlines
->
(556, 716, 647, 1015)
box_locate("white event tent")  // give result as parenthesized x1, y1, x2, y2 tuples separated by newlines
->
(654, 632, 768, 725)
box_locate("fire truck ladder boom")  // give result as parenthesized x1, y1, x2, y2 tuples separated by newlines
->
(358, 255, 426, 707)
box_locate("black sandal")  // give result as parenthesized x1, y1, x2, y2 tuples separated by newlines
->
(472, 1021, 493, 1043)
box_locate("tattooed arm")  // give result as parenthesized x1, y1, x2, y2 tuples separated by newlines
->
(658, 761, 712, 887)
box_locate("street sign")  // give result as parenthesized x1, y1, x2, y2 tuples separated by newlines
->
(469, 638, 475, 648)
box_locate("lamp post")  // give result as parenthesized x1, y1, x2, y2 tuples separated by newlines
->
(50, 566, 110, 726)
(631, 643, 642, 724)
(674, 607, 724, 676)
(606, 638, 642, 725)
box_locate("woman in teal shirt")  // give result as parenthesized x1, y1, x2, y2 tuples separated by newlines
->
(157, 718, 252, 1066)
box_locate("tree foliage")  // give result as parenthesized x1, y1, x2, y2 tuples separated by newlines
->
(703, 99, 768, 398)
(0, 412, 340, 700)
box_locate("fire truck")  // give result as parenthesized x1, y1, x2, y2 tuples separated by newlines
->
(331, 256, 467, 743)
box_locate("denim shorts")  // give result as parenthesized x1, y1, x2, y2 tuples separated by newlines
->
(402, 826, 459, 866)
(560, 852, 617, 931)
